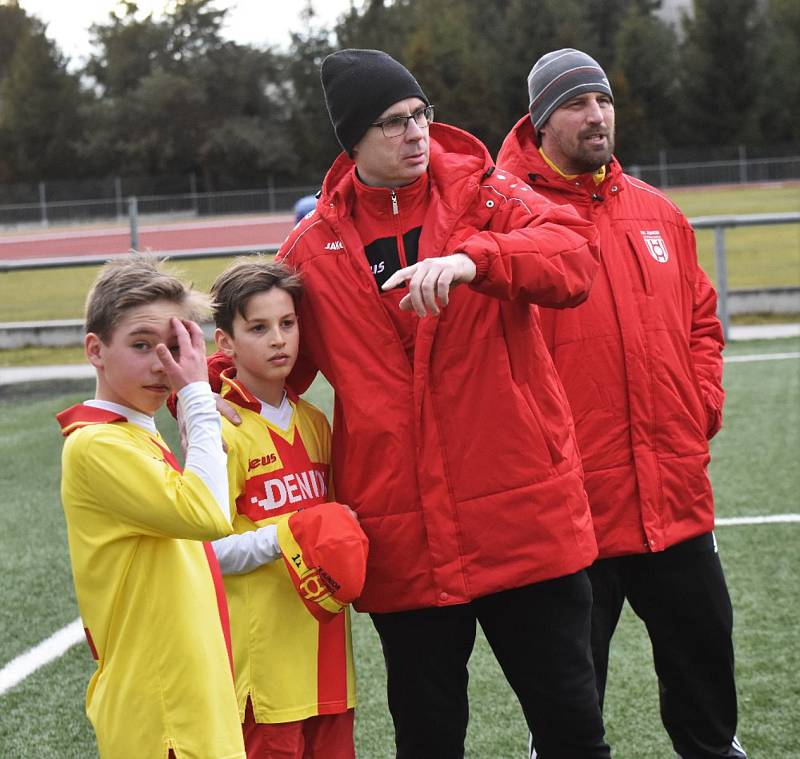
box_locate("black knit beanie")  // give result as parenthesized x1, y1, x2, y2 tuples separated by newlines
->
(320, 49, 429, 156)
(527, 48, 613, 137)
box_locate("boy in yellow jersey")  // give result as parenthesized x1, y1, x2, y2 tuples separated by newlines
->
(56, 257, 245, 759)
(208, 258, 357, 759)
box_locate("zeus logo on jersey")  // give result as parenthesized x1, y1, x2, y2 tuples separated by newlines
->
(640, 230, 669, 263)
(250, 469, 328, 512)
(248, 453, 277, 471)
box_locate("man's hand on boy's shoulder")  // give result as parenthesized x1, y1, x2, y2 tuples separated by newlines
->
(157, 318, 209, 392)
(215, 395, 242, 426)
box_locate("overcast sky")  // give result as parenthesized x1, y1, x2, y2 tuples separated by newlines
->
(17, 0, 356, 68)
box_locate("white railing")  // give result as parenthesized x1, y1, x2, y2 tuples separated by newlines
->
(690, 212, 800, 340)
(1, 213, 798, 344)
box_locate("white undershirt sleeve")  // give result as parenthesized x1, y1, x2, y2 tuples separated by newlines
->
(177, 381, 230, 523)
(212, 525, 282, 575)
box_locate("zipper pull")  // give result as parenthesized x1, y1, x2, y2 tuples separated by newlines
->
(391, 189, 399, 216)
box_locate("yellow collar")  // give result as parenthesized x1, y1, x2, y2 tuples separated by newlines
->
(539, 147, 606, 185)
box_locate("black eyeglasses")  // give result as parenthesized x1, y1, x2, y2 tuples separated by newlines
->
(370, 105, 435, 138)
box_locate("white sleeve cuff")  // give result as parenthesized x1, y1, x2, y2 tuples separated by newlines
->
(212, 525, 281, 575)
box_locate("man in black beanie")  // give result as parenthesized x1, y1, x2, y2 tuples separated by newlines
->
(499, 49, 746, 759)
(320, 48, 430, 157)
(272, 48, 612, 758)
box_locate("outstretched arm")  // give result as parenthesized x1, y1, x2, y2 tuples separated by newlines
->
(380, 178, 598, 317)
(381, 253, 476, 316)
(457, 184, 598, 307)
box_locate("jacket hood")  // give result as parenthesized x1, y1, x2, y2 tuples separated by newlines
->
(319, 122, 493, 219)
(498, 114, 625, 199)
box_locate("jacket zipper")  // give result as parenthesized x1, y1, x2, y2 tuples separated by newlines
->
(391, 189, 408, 267)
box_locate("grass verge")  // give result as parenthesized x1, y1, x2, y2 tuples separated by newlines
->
(0, 342, 797, 757)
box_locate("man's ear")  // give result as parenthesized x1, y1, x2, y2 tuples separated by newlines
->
(215, 327, 235, 357)
(85, 333, 104, 368)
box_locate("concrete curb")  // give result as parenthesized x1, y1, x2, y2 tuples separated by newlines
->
(1, 324, 798, 386)
(728, 323, 800, 340)
(0, 320, 216, 349)
(0, 364, 95, 385)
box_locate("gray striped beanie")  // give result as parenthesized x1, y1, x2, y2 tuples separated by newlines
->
(527, 49, 613, 136)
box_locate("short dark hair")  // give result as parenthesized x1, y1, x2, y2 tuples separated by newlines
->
(85, 255, 208, 343)
(211, 257, 303, 335)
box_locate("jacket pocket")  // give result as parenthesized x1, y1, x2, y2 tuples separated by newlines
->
(513, 382, 567, 467)
(625, 231, 653, 295)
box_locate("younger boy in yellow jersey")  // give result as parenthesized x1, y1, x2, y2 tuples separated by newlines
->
(56, 257, 245, 759)
(208, 258, 357, 759)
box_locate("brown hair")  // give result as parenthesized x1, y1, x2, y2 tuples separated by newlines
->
(84, 255, 210, 342)
(211, 257, 303, 335)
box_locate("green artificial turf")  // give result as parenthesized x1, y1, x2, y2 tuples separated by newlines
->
(0, 343, 798, 757)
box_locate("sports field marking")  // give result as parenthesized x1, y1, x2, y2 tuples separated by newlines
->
(2, 511, 799, 699)
(716, 514, 800, 526)
(0, 618, 83, 697)
(724, 352, 800, 363)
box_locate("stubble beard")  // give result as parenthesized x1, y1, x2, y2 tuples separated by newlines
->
(574, 130, 615, 174)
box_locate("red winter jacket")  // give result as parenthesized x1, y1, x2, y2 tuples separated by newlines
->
(498, 116, 725, 559)
(276, 123, 601, 613)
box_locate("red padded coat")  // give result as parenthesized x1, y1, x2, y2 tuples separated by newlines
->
(276, 123, 601, 612)
(498, 116, 725, 559)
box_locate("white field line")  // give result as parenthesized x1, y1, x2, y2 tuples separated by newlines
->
(724, 352, 800, 363)
(0, 618, 84, 697)
(0, 330, 793, 697)
(1, 513, 799, 698)
(716, 514, 800, 526)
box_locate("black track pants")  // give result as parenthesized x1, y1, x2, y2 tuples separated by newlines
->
(589, 532, 746, 759)
(371, 570, 611, 759)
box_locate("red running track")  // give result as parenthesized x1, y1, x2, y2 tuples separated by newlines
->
(0, 216, 295, 261)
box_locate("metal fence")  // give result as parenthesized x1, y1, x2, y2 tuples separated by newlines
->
(1, 146, 798, 230)
(0, 185, 319, 228)
(692, 212, 800, 340)
(628, 156, 800, 188)
(2, 213, 798, 345)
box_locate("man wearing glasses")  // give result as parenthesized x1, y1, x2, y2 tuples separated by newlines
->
(276, 49, 611, 758)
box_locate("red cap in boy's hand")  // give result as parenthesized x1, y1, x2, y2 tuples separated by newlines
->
(276, 502, 369, 623)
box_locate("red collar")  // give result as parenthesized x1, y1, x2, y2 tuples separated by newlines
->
(219, 367, 298, 413)
(56, 404, 127, 437)
(352, 169, 430, 219)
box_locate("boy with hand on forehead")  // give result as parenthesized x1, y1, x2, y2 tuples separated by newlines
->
(56, 256, 244, 759)
(207, 257, 367, 759)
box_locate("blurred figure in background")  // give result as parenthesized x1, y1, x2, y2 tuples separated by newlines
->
(293, 194, 317, 224)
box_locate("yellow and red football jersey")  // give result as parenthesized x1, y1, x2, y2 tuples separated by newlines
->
(57, 404, 244, 759)
(219, 371, 356, 724)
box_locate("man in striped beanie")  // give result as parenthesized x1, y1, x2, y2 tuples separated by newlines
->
(527, 48, 614, 170)
(498, 50, 746, 759)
